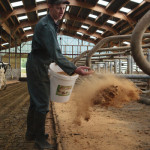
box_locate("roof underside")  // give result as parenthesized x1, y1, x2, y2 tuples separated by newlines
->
(0, 0, 150, 50)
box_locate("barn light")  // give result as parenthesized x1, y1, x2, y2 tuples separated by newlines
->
(98, 0, 109, 6)
(2, 43, 9, 46)
(23, 27, 32, 31)
(96, 30, 104, 34)
(120, 7, 131, 13)
(27, 34, 33, 37)
(88, 14, 98, 19)
(60, 28, 64, 31)
(66, 6, 70, 11)
(18, 15, 28, 21)
(90, 36, 97, 40)
(130, 0, 143, 3)
(38, 11, 47, 16)
(106, 20, 116, 25)
(77, 32, 83, 36)
(81, 25, 89, 30)
(63, 19, 66, 23)
(11, 1, 23, 8)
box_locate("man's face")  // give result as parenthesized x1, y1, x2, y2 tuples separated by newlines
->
(49, 4, 66, 21)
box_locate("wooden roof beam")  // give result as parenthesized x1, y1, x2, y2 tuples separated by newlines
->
(64, 13, 117, 34)
(61, 24, 102, 39)
(0, 3, 48, 24)
(0, 1, 136, 25)
(1, 23, 14, 39)
(59, 31, 96, 44)
(12, 13, 117, 36)
(12, 20, 38, 35)
(20, 30, 34, 39)
(68, 0, 136, 25)
(1, 35, 8, 43)
(128, 1, 146, 15)
(18, 27, 97, 44)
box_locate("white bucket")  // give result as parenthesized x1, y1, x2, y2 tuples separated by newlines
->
(49, 63, 79, 103)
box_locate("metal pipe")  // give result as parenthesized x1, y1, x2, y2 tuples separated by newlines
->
(86, 33, 150, 67)
(96, 73, 150, 79)
(73, 44, 150, 65)
(117, 74, 150, 79)
(71, 50, 89, 64)
(91, 51, 128, 57)
(131, 10, 150, 75)
(97, 44, 150, 52)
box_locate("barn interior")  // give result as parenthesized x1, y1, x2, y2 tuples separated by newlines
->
(0, 0, 150, 150)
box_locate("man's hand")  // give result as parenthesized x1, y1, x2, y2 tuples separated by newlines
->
(74, 66, 94, 76)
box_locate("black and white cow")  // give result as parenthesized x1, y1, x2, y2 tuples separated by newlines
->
(0, 62, 11, 90)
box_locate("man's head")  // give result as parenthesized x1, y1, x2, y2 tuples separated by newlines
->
(48, 0, 70, 22)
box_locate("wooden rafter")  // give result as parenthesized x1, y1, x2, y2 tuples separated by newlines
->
(0, 1, 136, 25)
(64, 13, 117, 34)
(59, 31, 96, 44)
(61, 24, 102, 39)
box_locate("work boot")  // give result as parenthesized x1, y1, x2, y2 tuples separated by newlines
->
(25, 107, 49, 141)
(34, 111, 55, 149)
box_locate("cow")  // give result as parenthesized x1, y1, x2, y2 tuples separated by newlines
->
(0, 62, 11, 90)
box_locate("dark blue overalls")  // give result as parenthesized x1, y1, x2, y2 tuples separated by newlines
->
(26, 14, 77, 114)
(25, 14, 77, 144)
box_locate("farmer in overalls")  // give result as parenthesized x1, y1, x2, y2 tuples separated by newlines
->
(26, 0, 93, 149)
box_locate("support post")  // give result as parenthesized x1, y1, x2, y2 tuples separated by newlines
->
(15, 39, 17, 69)
(127, 55, 131, 74)
(97, 64, 100, 72)
(119, 59, 122, 74)
(110, 62, 113, 73)
(20, 44, 21, 78)
(105, 62, 108, 73)
(114, 60, 118, 74)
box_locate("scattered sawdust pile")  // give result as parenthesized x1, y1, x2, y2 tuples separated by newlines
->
(72, 74, 141, 125)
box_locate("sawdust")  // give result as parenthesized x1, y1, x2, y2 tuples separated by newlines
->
(73, 73, 141, 125)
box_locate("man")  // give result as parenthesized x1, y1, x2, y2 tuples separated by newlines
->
(26, 0, 93, 149)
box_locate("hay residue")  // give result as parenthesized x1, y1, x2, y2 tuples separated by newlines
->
(72, 74, 141, 125)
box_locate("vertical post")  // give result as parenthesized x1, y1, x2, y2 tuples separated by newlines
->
(9, 33, 11, 67)
(105, 62, 108, 73)
(20, 44, 21, 78)
(114, 60, 117, 74)
(119, 59, 122, 74)
(131, 57, 134, 74)
(91, 64, 95, 71)
(72, 45, 73, 59)
(15, 39, 17, 69)
(110, 62, 113, 73)
(127, 55, 131, 74)
(97, 64, 100, 73)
